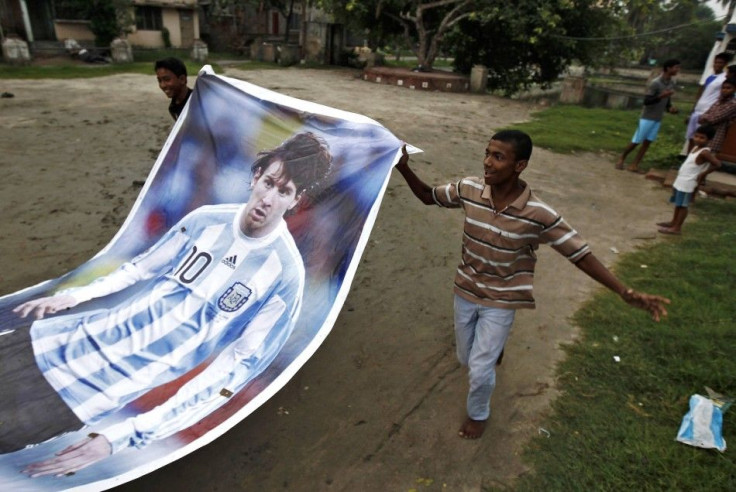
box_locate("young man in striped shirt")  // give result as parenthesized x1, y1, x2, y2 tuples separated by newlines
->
(9, 132, 332, 476)
(395, 130, 669, 439)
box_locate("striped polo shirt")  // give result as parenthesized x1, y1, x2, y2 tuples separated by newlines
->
(433, 177, 590, 309)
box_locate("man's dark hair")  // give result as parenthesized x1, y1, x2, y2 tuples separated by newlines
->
(694, 125, 716, 140)
(251, 132, 333, 198)
(722, 77, 736, 88)
(154, 57, 187, 78)
(663, 59, 681, 70)
(715, 52, 732, 63)
(490, 129, 533, 161)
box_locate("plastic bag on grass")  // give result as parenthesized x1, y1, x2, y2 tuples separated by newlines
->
(676, 391, 731, 452)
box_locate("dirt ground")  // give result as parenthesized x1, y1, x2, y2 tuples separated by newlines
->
(0, 66, 671, 491)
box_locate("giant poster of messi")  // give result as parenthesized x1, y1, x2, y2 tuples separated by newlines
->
(0, 66, 404, 490)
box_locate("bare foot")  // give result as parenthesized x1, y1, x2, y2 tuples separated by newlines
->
(458, 417, 486, 439)
(615, 159, 624, 170)
(658, 227, 681, 235)
(656, 221, 672, 228)
(626, 166, 639, 173)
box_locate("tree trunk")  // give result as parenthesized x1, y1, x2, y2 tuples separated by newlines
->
(283, 0, 295, 44)
(299, 0, 308, 59)
(406, 0, 473, 71)
(414, 6, 429, 68)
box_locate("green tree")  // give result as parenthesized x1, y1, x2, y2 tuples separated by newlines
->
(448, 0, 612, 94)
(317, 0, 404, 52)
(324, 0, 614, 78)
(595, 0, 721, 68)
(89, 0, 121, 46)
(322, 0, 478, 69)
(661, 4, 721, 69)
(389, 0, 475, 70)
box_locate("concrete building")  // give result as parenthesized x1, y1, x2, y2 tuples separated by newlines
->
(0, 0, 199, 49)
(200, 0, 344, 65)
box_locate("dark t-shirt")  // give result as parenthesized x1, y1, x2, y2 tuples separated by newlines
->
(641, 76, 674, 121)
(168, 88, 193, 121)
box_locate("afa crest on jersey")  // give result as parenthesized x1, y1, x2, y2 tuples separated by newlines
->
(218, 282, 252, 312)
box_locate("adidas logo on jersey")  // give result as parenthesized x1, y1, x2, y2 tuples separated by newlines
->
(221, 255, 238, 269)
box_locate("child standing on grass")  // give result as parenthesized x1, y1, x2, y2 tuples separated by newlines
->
(657, 125, 721, 235)
(395, 130, 670, 439)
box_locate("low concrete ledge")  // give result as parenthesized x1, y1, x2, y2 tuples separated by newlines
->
(362, 66, 469, 92)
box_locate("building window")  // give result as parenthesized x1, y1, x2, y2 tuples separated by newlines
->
(54, 0, 87, 20)
(288, 13, 301, 31)
(136, 6, 163, 31)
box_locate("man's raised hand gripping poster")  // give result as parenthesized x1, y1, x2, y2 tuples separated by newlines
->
(0, 66, 403, 491)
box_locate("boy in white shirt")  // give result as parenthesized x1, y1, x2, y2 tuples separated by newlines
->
(658, 125, 721, 235)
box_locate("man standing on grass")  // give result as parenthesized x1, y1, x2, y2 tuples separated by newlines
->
(616, 59, 681, 173)
(684, 53, 732, 153)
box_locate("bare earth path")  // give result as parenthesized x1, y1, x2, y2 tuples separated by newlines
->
(0, 67, 670, 491)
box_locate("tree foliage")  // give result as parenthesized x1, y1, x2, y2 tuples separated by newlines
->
(662, 3, 721, 69)
(449, 0, 612, 94)
(320, 0, 722, 92)
(317, 0, 405, 53)
(321, 0, 477, 68)
(592, 0, 721, 69)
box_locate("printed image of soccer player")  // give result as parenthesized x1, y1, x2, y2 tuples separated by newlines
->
(2, 132, 332, 477)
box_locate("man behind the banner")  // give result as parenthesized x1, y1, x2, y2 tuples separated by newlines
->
(2, 132, 332, 477)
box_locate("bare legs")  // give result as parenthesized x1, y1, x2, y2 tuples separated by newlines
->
(658, 206, 687, 235)
(616, 141, 652, 172)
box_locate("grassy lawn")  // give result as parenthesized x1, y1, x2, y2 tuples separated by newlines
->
(504, 105, 687, 171)
(505, 110, 736, 490)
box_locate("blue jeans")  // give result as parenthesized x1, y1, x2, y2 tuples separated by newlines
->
(454, 295, 516, 421)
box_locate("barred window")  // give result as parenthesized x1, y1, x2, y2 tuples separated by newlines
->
(136, 6, 162, 31)
(55, 0, 87, 20)
(288, 13, 301, 31)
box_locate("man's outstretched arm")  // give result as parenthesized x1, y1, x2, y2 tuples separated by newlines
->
(13, 225, 189, 320)
(575, 253, 670, 322)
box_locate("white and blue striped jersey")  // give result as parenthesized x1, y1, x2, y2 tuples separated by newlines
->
(30, 203, 305, 453)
